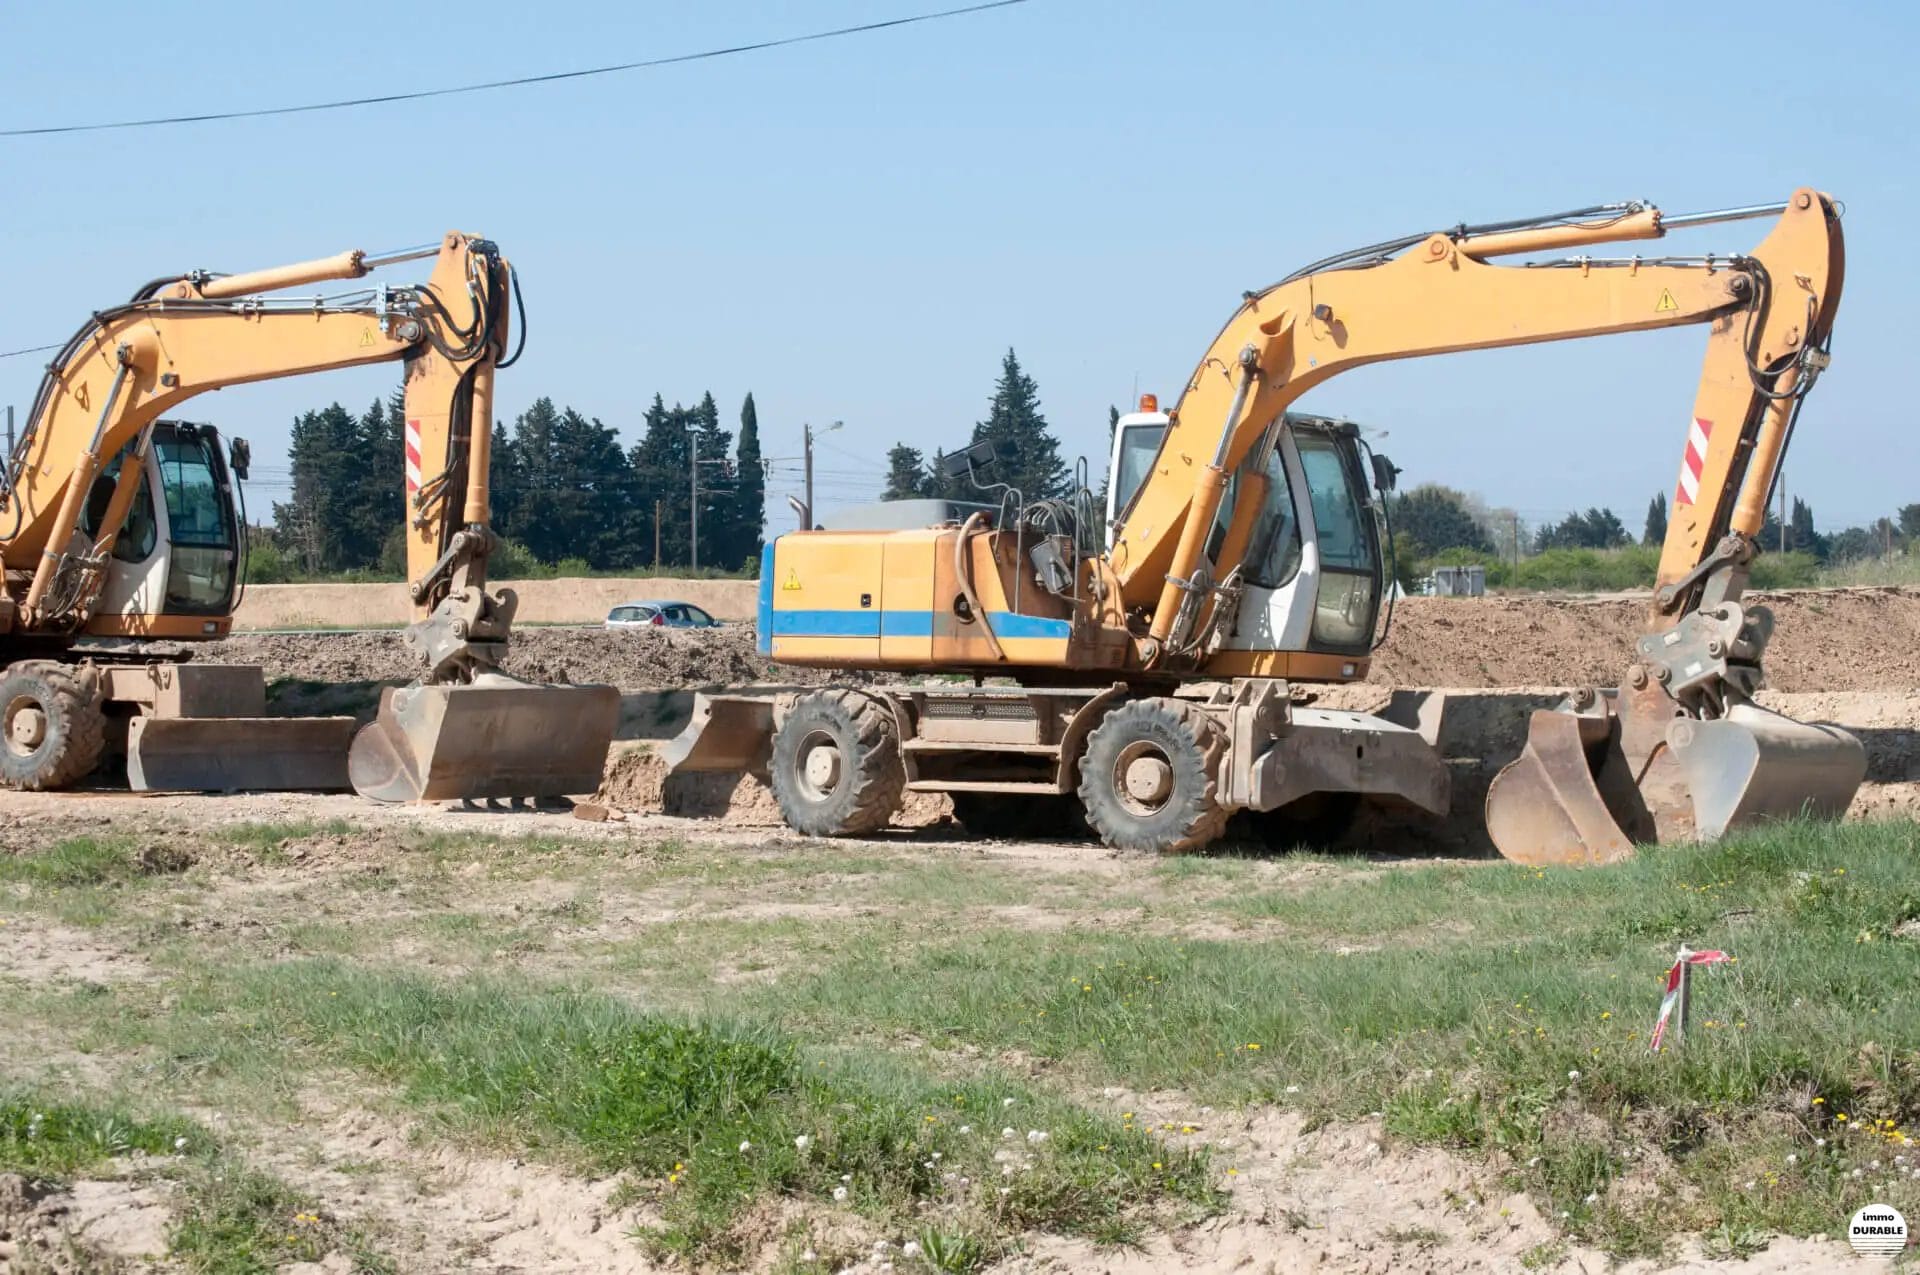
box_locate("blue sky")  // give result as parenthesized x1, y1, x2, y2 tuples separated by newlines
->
(3, 0, 1914, 532)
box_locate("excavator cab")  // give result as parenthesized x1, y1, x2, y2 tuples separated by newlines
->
(82, 422, 244, 638)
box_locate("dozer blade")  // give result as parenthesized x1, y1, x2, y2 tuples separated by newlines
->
(348, 674, 620, 803)
(660, 689, 793, 782)
(1668, 701, 1865, 837)
(127, 716, 358, 792)
(1486, 708, 1638, 867)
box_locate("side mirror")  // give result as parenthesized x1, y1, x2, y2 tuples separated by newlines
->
(1369, 452, 1399, 493)
(228, 437, 252, 482)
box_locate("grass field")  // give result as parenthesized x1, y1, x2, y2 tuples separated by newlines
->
(4, 813, 1917, 1270)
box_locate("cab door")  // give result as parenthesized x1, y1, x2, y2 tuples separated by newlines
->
(1217, 419, 1382, 660)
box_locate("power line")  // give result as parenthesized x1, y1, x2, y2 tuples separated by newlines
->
(2, 0, 1033, 138)
(0, 343, 61, 362)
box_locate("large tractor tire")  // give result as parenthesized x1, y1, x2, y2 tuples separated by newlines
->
(0, 662, 107, 792)
(769, 689, 906, 837)
(949, 791, 1092, 841)
(1077, 697, 1227, 853)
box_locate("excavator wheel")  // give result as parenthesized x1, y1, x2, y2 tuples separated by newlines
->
(0, 662, 106, 792)
(950, 791, 1092, 841)
(769, 689, 906, 837)
(1078, 697, 1228, 854)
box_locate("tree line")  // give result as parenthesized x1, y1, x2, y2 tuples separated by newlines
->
(258, 391, 766, 579)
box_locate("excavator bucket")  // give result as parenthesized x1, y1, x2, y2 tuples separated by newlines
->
(348, 674, 620, 803)
(1667, 702, 1865, 837)
(1487, 693, 1865, 865)
(1484, 708, 1638, 867)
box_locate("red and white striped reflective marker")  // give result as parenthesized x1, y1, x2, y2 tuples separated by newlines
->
(405, 418, 422, 495)
(1649, 946, 1731, 1051)
(1674, 417, 1714, 506)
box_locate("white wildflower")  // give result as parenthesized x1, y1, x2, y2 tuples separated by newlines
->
(1002, 1127, 1016, 1139)
(1567, 1070, 1581, 1082)
(1527, 1156, 1541, 1168)
(1285, 1085, 1301, 1095)
(739, 1140, 752, 1153)
(1584, 1192, 1598, 1204)
(1787, 1154, 1799, 1165)
(931, 1151, 942, 1161)
(1002, 1097, 1016, 1107)
(958, 1124, 971, 1134)
(174, 1136, 188, 1151)
(1744, 1180, 1756, 1190)
(999, 1187, 1011, 1196)
(1026, 1130, 1049, 1144)
(833, 1186, 848, 1202)
(1815, 1138, 1826, 1147)
(794, 1135, 811, 1153)
(1853, 1168, 1865, 1179)
(903, 1241, 922, 1258)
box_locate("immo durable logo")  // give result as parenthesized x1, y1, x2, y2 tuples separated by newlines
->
(1849, 1203, 1909, 1257)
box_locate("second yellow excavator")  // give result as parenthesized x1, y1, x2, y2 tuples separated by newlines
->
(0, 232, 617, 800)
(668, 187, 1864, 863)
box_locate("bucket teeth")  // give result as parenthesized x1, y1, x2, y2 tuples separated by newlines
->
(348, 675, 620, 803)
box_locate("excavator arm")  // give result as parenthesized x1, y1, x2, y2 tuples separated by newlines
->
(1114, 191, 1839, 641)
(1111, 188, 1858, 861)
(0, 234, 617, 801)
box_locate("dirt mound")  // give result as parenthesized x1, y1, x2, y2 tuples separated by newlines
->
(1370, 587, 1920, 691)
(211, 625, 849, 693)
(596, 742, 950, 829)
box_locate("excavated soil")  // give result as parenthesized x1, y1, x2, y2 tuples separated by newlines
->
(1367, 587, 1920, 691)
(211, 625, 808, 692)
(210, 587, 1920, 696)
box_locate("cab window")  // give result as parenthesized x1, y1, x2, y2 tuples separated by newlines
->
(155, 430, 237, 614)
(1295, 433, 1379, 649)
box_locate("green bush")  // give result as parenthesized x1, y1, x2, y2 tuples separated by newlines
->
(241, 538, 297, 584)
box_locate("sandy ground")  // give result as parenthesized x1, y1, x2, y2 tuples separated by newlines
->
(0, 790, 1896, 1274)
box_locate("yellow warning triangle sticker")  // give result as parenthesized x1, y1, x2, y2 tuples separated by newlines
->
(359, 327, 376, 346)
(1655, 288, 1678, 313)
(782, 568, 801, 591)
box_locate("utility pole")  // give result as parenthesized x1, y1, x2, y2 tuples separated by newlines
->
(802, 422, 815, 534)
(689, 431, 700, 572)
(799, 420, 842, 532)
(653, 499, 662, 568)
(1778, 469, 1788, 553)
(1511, 511, 1520, 570)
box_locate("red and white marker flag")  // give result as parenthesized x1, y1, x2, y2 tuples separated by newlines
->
(1649, 946, 1731, 1052)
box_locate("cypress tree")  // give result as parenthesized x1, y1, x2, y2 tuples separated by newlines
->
(729, 393, 767, 570)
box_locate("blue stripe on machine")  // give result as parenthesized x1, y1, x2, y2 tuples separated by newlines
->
(771, 609, 883, 637)
(770, 609, 1072, 640)
(757, 543, 776, 654)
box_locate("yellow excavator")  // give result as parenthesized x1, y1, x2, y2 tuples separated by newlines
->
(0, 232, 616, 800)
(667, 187, 1864, 863)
